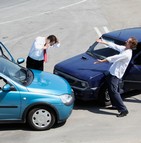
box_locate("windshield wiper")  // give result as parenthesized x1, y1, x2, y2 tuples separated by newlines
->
(87, 51, 100, 59)
(86, 51, 94, 57)
(87, 51, 106, 60)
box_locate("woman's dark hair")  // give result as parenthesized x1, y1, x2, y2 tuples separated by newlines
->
(47, 35, 58, 43)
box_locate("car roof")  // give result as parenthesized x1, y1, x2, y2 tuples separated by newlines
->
(102, 27, 141, 54)
(102, 27, 141, 44)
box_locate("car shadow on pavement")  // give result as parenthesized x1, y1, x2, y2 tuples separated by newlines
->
(0, 123, 31, 131)
(73, 90, 141, 116)
(0, 122, 66, 131)
(123, 90, 141, 103)
(74, 100, 117, 116)
(74, 100, 116, 115)
(0, 121, 67, 131)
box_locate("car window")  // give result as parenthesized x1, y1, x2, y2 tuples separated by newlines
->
(133, 53, 141, 65)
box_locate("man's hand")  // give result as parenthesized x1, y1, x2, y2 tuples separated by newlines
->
(96, 39, 103, 43)
(94, 59, 102, 64)
(94, 59, 108, 64)
(96, 39, 109, 46)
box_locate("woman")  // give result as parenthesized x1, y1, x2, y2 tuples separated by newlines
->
(26, 35, 60, 71)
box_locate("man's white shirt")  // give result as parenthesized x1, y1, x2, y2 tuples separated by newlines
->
(106, 42, 132, 79)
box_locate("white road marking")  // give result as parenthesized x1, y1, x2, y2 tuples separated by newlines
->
(94, 26, 110, 37)
(94, 27, 102, 38)
(0, 1, 30, 10)
(58, 0, 87, 10)
(103, 26, 109, 33)
(0, 0, 87, 25)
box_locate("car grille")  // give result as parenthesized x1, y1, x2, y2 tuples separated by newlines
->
(54, 70, 89, 90)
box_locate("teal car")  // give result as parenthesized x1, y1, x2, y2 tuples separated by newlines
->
(0, 42, 74, 131)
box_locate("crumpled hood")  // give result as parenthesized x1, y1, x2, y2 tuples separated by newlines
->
(27, 70, 71, 95)
(55, 53, 111, 81)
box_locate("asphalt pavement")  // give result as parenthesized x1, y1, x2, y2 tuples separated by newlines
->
(0, 0, 141, 143)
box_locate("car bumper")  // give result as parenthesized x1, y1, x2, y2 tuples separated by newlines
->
(73, 87, 99, 101)
(56, 103, 74, 122)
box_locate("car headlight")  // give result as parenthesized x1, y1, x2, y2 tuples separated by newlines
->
(81, 82, 88, 88)
(60, 94, 74, 106)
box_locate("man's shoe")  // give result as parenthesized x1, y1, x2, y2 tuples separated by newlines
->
(116, 110, 129, 117)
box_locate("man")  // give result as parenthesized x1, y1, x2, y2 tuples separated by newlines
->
(94, 37, 138, 117)
(26, 35, 60, 71)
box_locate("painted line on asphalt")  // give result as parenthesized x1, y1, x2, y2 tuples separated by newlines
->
(0, 0, 87, 25)
(58, 0, 87, 10)
(94, 27, 102, 37)
(103, 26, 109, 33)
(0, 1, 30, 10)
(94, 26, 110, 37)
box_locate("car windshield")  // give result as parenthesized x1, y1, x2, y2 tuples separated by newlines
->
(0, 56, 33, 86)
(86, 38, 119, 59)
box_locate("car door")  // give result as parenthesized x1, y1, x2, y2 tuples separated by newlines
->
(123, 52, 141, 89)
(0, 42, 15, 62)
(0, 76, 21, 120)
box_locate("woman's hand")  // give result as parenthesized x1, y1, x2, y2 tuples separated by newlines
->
(43, 43, 50, 49)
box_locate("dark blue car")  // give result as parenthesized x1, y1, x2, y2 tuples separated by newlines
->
(54, 27, 141, 106)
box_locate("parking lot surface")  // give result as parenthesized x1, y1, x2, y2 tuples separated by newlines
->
(0, 0, 141, 143)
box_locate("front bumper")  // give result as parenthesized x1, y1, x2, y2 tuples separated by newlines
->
(73, 87, 99, 101)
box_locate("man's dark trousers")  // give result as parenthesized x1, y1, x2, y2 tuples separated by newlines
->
(107, 74, 127, 112)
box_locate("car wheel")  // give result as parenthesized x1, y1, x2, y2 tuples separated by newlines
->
(98, 86, 111, 106)
(27, 107, 55, 131)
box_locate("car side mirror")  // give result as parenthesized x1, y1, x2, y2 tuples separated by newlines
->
(17, 58, 25, 64)
(2, 84, 11, 91)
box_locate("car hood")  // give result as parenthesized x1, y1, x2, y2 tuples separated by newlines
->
(55, 53, 111, 81)
(27, 70, 71, 95)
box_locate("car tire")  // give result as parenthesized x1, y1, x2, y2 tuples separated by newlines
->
(27, 107, 55, 131)
(98, 85, 111, 106)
